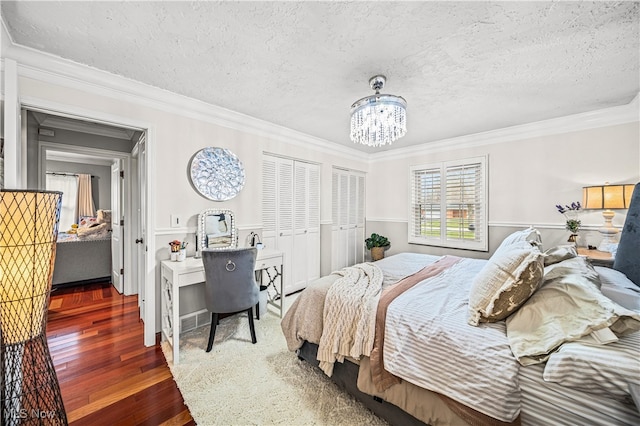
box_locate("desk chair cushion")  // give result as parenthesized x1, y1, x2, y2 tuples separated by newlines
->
(202, 248, 260, 314)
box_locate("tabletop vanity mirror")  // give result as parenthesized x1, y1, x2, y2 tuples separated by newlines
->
(195, 209, 237, 257)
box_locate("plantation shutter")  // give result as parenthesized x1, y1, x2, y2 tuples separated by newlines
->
(409, 156, 487, 251)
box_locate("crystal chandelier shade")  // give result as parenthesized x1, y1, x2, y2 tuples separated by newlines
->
(350, 75, 407, 147)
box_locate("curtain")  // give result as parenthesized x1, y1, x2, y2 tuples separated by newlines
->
(77, 174, 95, 218)
(46, 173, 78, 231)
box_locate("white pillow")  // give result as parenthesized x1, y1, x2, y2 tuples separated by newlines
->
(494, 227, 541, 257)
(543, 331, 640, 398)
(468, 245, 544, 326)
(506, 256, 640, 365)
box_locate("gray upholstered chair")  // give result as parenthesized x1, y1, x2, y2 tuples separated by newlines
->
(202, 248, 260, 352)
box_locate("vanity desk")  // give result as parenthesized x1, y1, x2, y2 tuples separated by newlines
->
(160, 248, 284, 364)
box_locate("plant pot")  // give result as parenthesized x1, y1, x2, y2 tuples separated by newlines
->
(371, 247, 385, 261)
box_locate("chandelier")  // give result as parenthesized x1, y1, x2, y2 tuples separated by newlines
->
(350, 75, 407, 147)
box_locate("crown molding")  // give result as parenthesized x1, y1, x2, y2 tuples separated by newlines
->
(1, 32, 365, 161)
(3, 16, 637, 165)
(369, 93, 640, 163)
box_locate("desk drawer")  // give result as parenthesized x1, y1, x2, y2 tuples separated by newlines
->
(178, 270, 205, 286)
(255, 256, 282, 270)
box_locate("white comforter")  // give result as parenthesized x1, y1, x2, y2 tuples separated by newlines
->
(383, 257, 521, 422)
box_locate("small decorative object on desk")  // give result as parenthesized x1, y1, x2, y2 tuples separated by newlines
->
(169, 240, 188, 261)
(556, 201, 582, 244)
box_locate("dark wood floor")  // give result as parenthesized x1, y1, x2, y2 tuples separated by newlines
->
(47, 282, 195, 426)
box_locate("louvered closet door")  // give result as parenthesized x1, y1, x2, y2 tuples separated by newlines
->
(306, 164, 320, 283)
(291, 162, 320, 293)
(331, 168, 366, 271)
(355, 173, 366, 264)
(277, 159, 294, 293)
(263, 155, 319, 295)
(262, 157, 278, 251)
(262, 156, 294, 292)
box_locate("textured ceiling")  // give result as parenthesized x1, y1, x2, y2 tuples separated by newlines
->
(1, 1, 639, 153)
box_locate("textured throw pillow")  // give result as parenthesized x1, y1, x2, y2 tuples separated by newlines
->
(494, 227, 542, 257)
(78, 216, 99, 228)
(97, 209, 112, 225)
(468, 245, 544, 326)
(543, 331, 640, 398)
(506, 256, 640, 365)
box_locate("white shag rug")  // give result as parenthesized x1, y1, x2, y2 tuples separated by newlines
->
(161, 303, 388, 426)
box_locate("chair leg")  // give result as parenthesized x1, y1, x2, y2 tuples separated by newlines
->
(206, 312, 219, 352)
(247, 308, 257, 344)
(255, 301, 260, 320)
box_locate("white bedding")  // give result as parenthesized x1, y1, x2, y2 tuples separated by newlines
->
(281, 251, 640, 426)
(383, 257, 521, 422)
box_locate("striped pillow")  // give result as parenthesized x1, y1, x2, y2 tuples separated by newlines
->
(543, 332, 640, 398)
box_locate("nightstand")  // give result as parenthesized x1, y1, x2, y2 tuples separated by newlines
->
(577, 247, 614, 268)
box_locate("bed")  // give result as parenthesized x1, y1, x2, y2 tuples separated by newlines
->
(52, 212, 112, 287)
(281, 185, 640, 426)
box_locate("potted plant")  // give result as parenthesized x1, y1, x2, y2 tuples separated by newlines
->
(365, 233, 390, 261)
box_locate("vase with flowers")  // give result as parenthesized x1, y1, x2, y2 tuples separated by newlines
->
(556, 201, 582, 244)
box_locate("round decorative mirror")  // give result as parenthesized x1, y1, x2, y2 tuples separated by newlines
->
(189, 147, 245, 201)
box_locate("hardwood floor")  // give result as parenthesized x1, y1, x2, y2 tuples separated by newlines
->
(47, 282, 195, 426)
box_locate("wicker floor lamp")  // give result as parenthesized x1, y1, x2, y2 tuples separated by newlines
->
(1, 190, 67, 425)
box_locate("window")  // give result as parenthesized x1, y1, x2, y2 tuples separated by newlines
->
(409, 156, 487, 251)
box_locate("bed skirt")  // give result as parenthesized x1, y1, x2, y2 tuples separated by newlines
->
(296, 341, 427, 426)
(52, 238, 112, 287)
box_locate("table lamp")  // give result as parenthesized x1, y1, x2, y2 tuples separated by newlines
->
(1, 190, 67, 425)
(582, 183, 635, 251)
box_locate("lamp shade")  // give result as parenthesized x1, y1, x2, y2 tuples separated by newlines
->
(1, 190, 61, 344)
(582, 184, 635, 210)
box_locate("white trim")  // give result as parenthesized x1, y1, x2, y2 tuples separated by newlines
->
(370, 94, 640, 163)
(155, 227, 194, 235)
(365, 218, 618, 231)
(46, 148, 114, 167)
(5, 32, 638, 165)
(408, 156, 488, 251)
(21, 96, 157, 347)
(6, 40, 365, 160)
(3, 58, 20, 188)
(366, 217, 408, 223)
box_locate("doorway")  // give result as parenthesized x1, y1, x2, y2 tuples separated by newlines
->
(19, 103, 156, 347)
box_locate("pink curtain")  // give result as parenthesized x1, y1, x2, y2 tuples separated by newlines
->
(77, 174, 95, 218)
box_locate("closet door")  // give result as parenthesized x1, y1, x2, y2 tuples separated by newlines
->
(332, 168, 365, 271)
(292, 162, 320, 292)
(355, 173, 366, 263)
(263, 155, 318, 295)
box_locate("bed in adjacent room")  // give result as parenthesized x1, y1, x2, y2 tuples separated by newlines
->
(52, 211, 112, 287)
(281, 184, 640, 426)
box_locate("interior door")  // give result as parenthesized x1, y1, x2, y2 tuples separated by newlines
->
(136, 134, 147, 320)
(111, 159, 124, 293)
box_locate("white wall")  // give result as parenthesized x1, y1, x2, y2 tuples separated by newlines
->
(8, 64, 369, 331)
(2, 44, 638, 334)
(366, 120, 639, 259)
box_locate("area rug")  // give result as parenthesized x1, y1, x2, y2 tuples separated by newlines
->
(161, 303, 388, 426)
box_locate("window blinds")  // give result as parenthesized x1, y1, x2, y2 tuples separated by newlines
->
(409, 156, 487, 251)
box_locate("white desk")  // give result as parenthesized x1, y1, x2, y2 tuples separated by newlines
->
(160, 249, 284, 364)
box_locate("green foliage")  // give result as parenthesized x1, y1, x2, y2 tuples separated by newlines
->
(365, 233, 390, 250)
(565, 219, 581, 234)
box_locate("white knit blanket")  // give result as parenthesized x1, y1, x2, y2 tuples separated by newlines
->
(317, 263, 383, 376)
